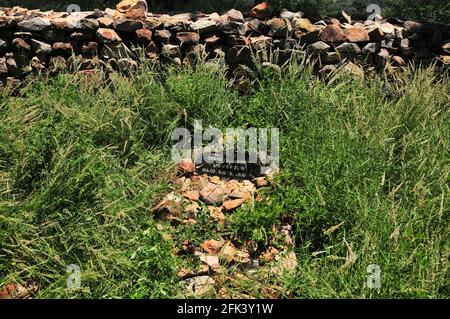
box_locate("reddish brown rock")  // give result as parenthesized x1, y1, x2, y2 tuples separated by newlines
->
(135, 28, 152, 43)
(319, 24, 346, 43)
(179, 158, 196, 174)
(12, 38, 30, 51)
(344, 28, 370, 42)
(96, 28, 122, 43)
(222, 198, 246, 212)
(249, 2, 273, 19)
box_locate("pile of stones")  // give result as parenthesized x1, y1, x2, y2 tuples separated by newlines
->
(1, 1, 449, 88)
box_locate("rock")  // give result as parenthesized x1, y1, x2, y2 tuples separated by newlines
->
(344, 28, 370, 42)
(82, 42, 99, 57)
(307, 41, 330, 55)
(52, 42, 73, 56)
(86, 9, 105, 19)
(392, 55, 406, 66)
(324, 51, 339, 63)
(176, 32, 200, 45)
(217, 21, 245, 36)
(404, 20, 432, 35)
(319, 64, 337, 75)
(340, 10, 352, 24)
(400, 38, 410, 49)
(319, 24, 346, 43)
(49, 56, 67, 73)
(153, 29, 172, 43)
(100, 42, 133, 60)
(246, 19, 268, 34)
(135, 28, 152, 43)
(336, 42, 361, 55)
(145, 41, 159, 59)
(267, 18, 292, 38)
(30, 39, 51, 55)
(12, 38, 30, 51)
(279, 9, 295, 21)
(249, 35, 273, 50)
(190, 19, 217, 34)
(293, 17, 317, 41)
(98, 16, 114, 28)
(227, 45, 251, 64)
(200, 183, 225, 205)
(0, 38, 8, 53)
(124, 1, 147, 21)
(250, 2, 273, 19)
(442, 41, 450, 54)
(113, 18, 143, 32)
(96, 28, 122, 43)
(0, 57, 7, 76)
(227, 35, 249, 46)
(18, 17, 51, 31)
(441, 55, 450, 64)
(179, 158, 196, 174)
(51, 17, 77, 30)
(362, 42, 381, 55)
(222, 198, 246, 211)
(145, 17, 163, 30)
(184, 276, 215, 297)
(202, 240, 224, 254)
(227, 9, 243, 22)
(161, 44, 181, 59)
(79, 18, 99, 30)
(117, 0, 147, 13)
(340, 61, 364, 79)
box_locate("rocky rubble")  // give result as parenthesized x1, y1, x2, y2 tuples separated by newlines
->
(0, 1, 449, 88)
(151, 158, 299, 297)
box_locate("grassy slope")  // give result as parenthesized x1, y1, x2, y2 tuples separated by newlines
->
(0, 62, 449, 298)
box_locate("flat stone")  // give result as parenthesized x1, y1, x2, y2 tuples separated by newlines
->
(96, 28, 122, 43)
(217, 21, 245, 35)
(190, 19, 217, 34)
(18, 17, 51, 31)
(113, 18, 143, 32)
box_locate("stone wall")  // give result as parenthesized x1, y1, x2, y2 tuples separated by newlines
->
(1, 1, 449, 88)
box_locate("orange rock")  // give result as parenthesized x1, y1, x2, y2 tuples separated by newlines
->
(135, 28, 152, 43)
(202, 239, 224, 254)
(182, 190, 200, 201)
(249, 2, 273, 19)
(179, 158, 196, 174)
(222, 198, 246, 211)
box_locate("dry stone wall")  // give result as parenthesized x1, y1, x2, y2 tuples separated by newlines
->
(1, 1, 450, 88)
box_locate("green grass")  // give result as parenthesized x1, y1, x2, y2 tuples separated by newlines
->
(0, 61, 449, 298)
